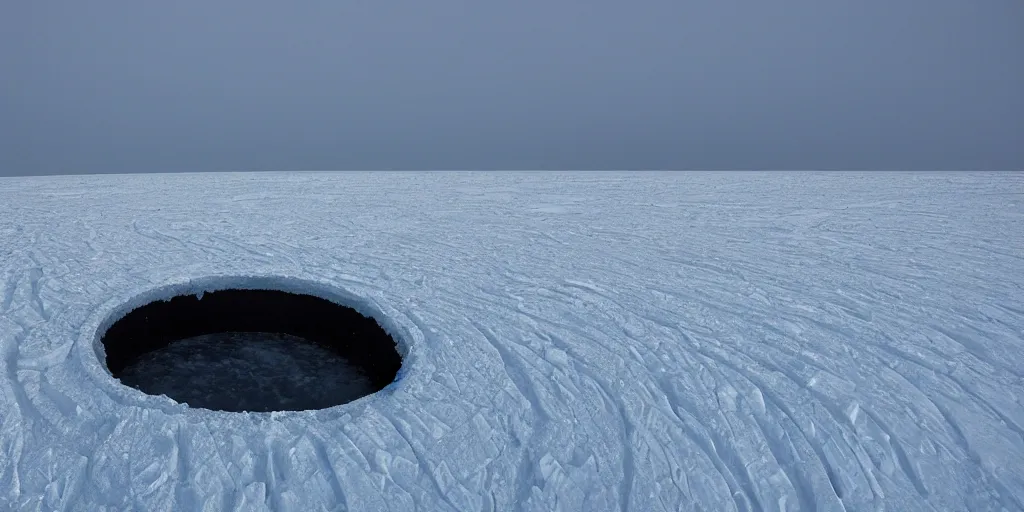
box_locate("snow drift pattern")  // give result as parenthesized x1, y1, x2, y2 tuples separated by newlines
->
(0, 171, 1022, 511)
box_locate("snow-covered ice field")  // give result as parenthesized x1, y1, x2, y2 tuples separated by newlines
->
(0, 171, 1022, 511)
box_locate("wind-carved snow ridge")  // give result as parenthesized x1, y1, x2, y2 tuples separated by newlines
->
(1, 171, 1022, 511)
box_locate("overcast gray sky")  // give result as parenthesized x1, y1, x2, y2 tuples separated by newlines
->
(1, 1, 1021, 176)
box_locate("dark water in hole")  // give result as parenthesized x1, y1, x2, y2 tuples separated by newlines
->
(117, 332, 375, 412)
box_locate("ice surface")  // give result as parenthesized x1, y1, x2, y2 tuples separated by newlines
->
(0, 171, 1022, 511)
(117, 332, 375, 413)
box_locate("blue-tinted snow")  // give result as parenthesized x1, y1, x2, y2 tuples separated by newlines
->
(0, 171, 1022, 511)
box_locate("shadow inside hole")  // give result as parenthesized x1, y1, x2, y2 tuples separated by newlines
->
(101, 289, 402, 412)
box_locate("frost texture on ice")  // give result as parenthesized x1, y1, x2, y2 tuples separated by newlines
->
(1, 171, 1023, 511)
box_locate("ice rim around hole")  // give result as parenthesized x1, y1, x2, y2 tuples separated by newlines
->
(76, 274, 417, 418)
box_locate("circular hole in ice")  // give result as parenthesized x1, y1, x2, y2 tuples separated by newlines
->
(100, 288, 402, 412)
